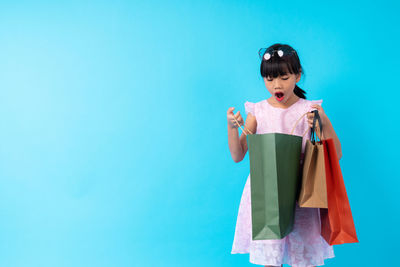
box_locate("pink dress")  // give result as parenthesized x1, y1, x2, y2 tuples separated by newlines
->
(231, 98, 335, 267)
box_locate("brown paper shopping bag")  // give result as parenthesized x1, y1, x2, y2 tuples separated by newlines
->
(298, 110, 328, 208)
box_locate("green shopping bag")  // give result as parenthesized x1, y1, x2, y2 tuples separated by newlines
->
(236, 112, 310, 240)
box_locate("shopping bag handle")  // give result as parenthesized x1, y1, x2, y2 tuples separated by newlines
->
(290, 110, 325, 139)
(234, 108, 324, 138)
(233, 116, 253, 136)
(235, 112, 313, 137)
(290, 112, 310, 137)
(310, 110, 325, 142)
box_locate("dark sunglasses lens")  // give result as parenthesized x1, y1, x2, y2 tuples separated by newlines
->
(279, 47, 295, 57)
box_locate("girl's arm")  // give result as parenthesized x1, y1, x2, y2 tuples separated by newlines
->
(310, 105, 342, 160)
(227, 112, 257, 163)
(319, 115, 342, 160)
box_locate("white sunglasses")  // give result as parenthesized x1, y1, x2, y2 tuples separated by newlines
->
(258, 47, 296, 61)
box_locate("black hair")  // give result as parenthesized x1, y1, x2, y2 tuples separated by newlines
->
(260, 43, 306, 99)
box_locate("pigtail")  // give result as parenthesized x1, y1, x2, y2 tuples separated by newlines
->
(294, 85, 307, 99)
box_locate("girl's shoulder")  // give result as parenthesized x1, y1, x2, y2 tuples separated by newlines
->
(302, 98, 323, 105)
(244, 98, 323, 117)
(244, 99, 266, 117)
(301, 98, 324, 112)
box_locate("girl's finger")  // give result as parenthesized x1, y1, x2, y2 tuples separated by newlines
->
(309, 119, 319, 127)
(227, 108, 235, 115)
(312, 105, 324, 114)
(233, 120, 240, 127)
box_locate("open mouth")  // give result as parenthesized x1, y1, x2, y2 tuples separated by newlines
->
(275, 92, 284, 102)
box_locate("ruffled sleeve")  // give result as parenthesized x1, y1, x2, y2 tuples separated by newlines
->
(244, 101, 255, 116)
(307, 99, 323, 112)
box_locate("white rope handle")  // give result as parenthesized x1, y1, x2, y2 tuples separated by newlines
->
(232, 110, 322, 139)
(233, 116, 253, 135)
(290, 112, 324, 139)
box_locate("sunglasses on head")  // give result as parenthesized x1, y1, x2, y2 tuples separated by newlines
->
(258, 46, 296, 61)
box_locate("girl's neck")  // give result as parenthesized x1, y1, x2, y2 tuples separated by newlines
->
(267, 95, 300, 109)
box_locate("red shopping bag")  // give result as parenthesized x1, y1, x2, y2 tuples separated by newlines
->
(320, 138, 359, 245)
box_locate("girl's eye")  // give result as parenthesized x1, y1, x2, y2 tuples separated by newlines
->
(267, 77, 288, 81)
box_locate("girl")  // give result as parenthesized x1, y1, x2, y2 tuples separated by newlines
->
(227, 43, 342, 267)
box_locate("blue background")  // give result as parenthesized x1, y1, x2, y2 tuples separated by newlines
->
(0, 0, 398, 266)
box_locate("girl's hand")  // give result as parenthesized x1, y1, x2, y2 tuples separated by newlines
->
(227, 107, 244, 129)
(307, 104, 327, 134)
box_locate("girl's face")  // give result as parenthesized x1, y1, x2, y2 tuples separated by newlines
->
(263, 71, 301, 106)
